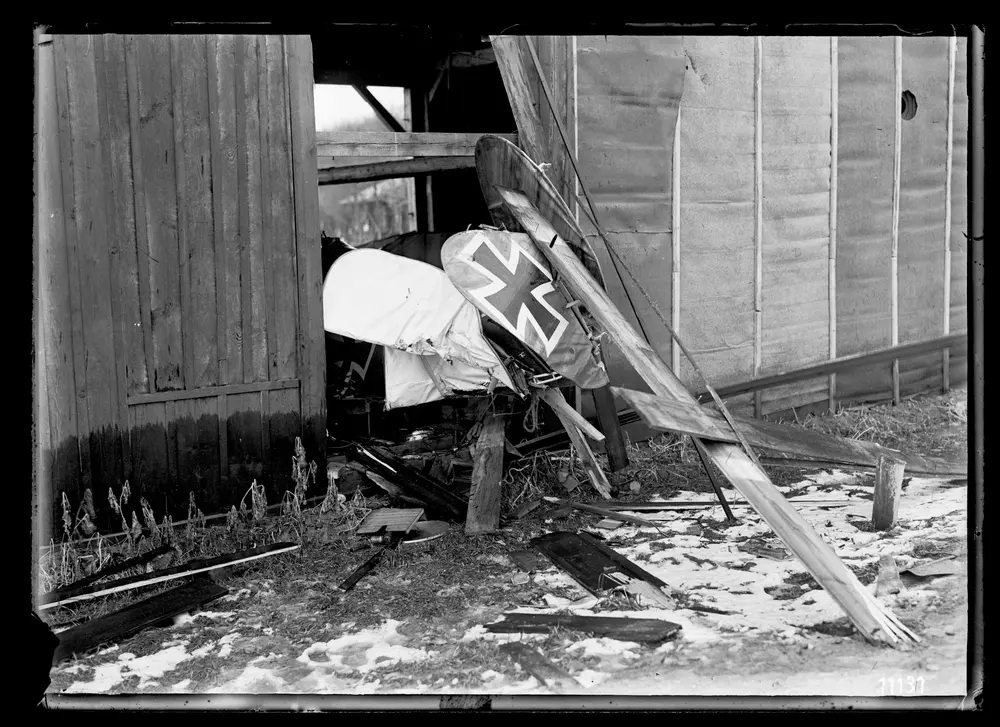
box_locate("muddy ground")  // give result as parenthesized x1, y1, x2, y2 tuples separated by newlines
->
(44, 387, 972, 701)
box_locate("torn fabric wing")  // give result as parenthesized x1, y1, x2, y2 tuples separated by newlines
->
(323, 248, 518, 409)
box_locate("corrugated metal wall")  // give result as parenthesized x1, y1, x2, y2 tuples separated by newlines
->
(35, 34, 325, 534)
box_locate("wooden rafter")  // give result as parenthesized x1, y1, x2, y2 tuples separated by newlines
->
(352, 83, 405, 133)
(316, 131, 517, 158)
(318, 156, 475, 185)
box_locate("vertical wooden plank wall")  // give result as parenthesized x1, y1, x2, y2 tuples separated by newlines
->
(36, 34, 325, 534)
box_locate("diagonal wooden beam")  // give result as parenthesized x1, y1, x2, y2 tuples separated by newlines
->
(498, 188, 918, 646)
(352, 83, 405, 132)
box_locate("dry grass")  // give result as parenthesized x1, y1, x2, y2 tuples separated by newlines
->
(788, 385, 968, 457)
(42, 386, 967, 663)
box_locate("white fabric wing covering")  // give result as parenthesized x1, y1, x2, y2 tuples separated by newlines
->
(323, 249, 517, 409)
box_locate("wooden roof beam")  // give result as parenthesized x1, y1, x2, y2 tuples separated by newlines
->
(318, 156, 476, 185)
(316, 131, 517, 158)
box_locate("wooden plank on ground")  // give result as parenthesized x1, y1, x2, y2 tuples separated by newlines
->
(499, 642, 580, 693)
(613, 386, 961, 477)
(466, 413, 507, 534)
(542, 497, 664, 532)
(286, 35, 327, 457)
(356, 508, 425, 536)
(489, 613, 682, 642)
(39, 542, 299, 609)
(530, 531, 670, 598)
(500, 189, 916, 646)
(318, 156, 475, 185)
(316, 131, 517, 157)
(53, 579, 228, 664)
(48, 545, 173, 596)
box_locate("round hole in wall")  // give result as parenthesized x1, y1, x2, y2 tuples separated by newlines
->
(901, 90, 918, 121)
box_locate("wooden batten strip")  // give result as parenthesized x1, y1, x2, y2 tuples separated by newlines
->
(891, 36, 903, 404)
(753, 37, 764, 418)
(829, 36, 840, 413)
(127, 377, 299, 406)
(258, 36, 277, 384)
(672, 106, 682, 375)
(169, 35, 196, 391)
(121, 38, 158, 399)
(285, 35, 327, 454)
(943, 36, 957, 391)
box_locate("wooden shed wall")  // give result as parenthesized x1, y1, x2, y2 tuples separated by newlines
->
(35, 34, 325, 534)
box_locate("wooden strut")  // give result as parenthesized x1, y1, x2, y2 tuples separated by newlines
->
(522, 36, 756, 508)
(548, 254, 630, 472)
(691, 439, 737, 522)
(499, 189, 918, 646)
(538, 388, 613, 499)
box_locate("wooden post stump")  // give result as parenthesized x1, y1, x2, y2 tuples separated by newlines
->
(872, 454, 906, 530)
(592, 385, 630, 472)
(465, 413, 506, 535)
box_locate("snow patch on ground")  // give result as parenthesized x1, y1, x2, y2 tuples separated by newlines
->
(205, 665, 293, 694)
(295, 620, 428, 676)
(216, 631, 242, 658)
(63, 645, 191, 693)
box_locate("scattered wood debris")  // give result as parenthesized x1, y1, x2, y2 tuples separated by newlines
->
(57, 544, 173, 593)
(508, 549, 551, 573)
(902, 557, 959, 579)
(513, 499, 542, 519)
(876, 554, 905, 599)
(487, 612, 682, 642)
(530, 531, 675, 607)
(356, 508, 425, 536)
(52, 578, 228, 664)
(40, 542, 299, 609)
(542, 497, 666, 533)
(346, 440, 468, 522)
(499, 642, 581, 692)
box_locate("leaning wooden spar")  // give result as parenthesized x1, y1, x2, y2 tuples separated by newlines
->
(496, 185, 919, 646)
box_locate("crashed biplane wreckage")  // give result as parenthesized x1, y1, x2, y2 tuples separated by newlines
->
(318, 130, 964, 647)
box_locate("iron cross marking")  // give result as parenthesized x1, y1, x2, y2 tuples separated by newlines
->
(467, 236, 567, 352)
